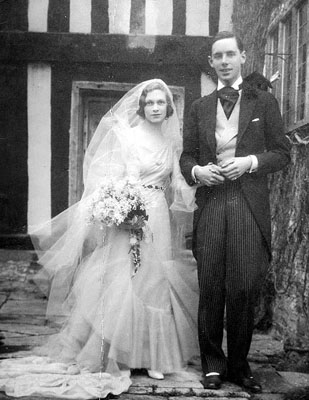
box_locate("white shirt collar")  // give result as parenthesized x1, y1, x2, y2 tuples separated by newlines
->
(217, 76, 243, 91)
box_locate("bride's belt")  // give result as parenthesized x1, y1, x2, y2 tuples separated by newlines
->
(142, 184, 165, 191)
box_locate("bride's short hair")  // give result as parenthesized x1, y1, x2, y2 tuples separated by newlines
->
(136, 82, 174, 118)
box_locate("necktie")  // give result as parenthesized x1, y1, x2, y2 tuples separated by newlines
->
(217, 86, 239, 119)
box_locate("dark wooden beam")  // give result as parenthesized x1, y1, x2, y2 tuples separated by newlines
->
(0, 0, 28, 32)
(91, 0, 109, 33)
(172, 0, 186, 35)
(209, 0, 220, 36)
(0, 32, 211, 68)
(48, 0, 70, 32)
(130, 0, 145, 34)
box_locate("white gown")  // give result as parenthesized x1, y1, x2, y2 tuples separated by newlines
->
(0, 134, 199, 399)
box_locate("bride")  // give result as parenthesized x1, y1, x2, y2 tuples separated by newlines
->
(0, 79, 199, 399)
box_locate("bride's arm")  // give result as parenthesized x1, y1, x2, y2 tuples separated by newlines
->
(169, 152, 197, 212)
(124, 130, 141, 181)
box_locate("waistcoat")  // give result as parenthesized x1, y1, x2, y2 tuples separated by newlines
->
(215, 95, 240, 167)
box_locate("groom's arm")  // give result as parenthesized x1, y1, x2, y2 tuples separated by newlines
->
(180, 100, 201, 186)
(254, 92, 291, 175)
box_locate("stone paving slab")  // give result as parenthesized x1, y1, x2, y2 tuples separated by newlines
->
(253, 366, 294, 393)
(249, 334, 285, 359)
(278, 371, 309, 388)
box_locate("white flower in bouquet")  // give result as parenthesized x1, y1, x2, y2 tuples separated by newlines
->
(86, 177, 148, 229)
(86, 177, 149, 277)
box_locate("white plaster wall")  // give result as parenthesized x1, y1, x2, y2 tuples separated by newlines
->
(70, 0, 92, 33)
(219, 0, 233, 31)
(109, 0, 131, 34)
(186, 0, 209, 36)
(28, 0, 49, 32)
(145, 0, 173, 35)
(201, 72, 217, 96)
(27, 63, 51, 230)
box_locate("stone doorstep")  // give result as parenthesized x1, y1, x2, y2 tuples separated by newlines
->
(129, 386, 251, 399)
(2, 291, 46, 300)
(0, 396, 252, 400)
(0, 314, 47, 325)
(168, 398, 252, 400)
(128, 371, 251, 398)
(247, 396, 284, 400)
(0, 323, 56, 336)
(125, 397, 251, 400)
(156, 387, 250, 397)
(0, 299, 46, 315)
(0, 250, 36, 262)
(0, 335, 47, 349)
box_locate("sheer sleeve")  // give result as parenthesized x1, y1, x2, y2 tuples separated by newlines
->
(169, 152, 197, 213)
(124, 135, 141, 181)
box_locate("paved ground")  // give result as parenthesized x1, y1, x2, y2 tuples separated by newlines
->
(0, 249, 309, 400)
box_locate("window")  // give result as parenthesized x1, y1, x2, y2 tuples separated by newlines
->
(266, 0, 309, 130)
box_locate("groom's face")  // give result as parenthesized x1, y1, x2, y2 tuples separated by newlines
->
(209, 37, 246, 86)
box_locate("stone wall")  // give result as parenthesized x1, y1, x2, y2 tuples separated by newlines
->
(269, 134, 309, 349)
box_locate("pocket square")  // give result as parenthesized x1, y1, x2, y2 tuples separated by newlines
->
(252, 118, 260, 122)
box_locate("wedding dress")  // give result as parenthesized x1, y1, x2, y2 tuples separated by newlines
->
(0, 79, 199, 399)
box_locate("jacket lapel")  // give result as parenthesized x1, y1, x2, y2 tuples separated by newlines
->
(237, 82, 257, 146)
(203, 90, 217, 157)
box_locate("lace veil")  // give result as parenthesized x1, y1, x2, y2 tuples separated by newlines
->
(30, 78, 196, 320)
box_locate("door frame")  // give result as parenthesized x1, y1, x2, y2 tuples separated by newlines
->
(69, 81, 185, 205)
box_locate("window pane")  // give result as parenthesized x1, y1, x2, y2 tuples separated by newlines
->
(297, 1, 307, 121)
(282, 14, 293, 127)
(270, 27, 279, 99)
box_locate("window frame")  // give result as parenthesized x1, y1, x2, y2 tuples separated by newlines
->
(266, 0, 309, 132)
(295, 0, 308, 122)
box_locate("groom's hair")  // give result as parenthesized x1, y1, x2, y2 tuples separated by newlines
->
(137, 82, 174, 119)
(211, 31, 244, 53)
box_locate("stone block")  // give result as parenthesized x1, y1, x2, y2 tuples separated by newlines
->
(278, 371, 309, 388)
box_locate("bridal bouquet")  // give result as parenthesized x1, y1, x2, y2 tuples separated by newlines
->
(86, 177, 149, 277)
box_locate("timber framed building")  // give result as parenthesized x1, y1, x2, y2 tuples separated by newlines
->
(0, 0, 233, 247)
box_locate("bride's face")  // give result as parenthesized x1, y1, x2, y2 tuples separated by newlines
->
(143, 89, 168, 125)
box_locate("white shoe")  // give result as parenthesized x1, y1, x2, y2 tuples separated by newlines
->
(147, 370, 164, 380)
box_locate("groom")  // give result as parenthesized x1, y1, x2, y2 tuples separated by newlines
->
(180, 31, 290, 393)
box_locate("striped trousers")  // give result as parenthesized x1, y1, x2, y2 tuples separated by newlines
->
(195, 181, 268, 376)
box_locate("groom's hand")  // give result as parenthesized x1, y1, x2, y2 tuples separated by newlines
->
(195, 164, 225, 186)
(220, 157, 252, 180)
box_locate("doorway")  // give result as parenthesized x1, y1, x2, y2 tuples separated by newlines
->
(69, 81, 185, 205)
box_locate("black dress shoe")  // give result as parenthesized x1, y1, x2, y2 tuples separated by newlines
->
(229, 375, 262, 393)
(202, 375, 222, 390)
